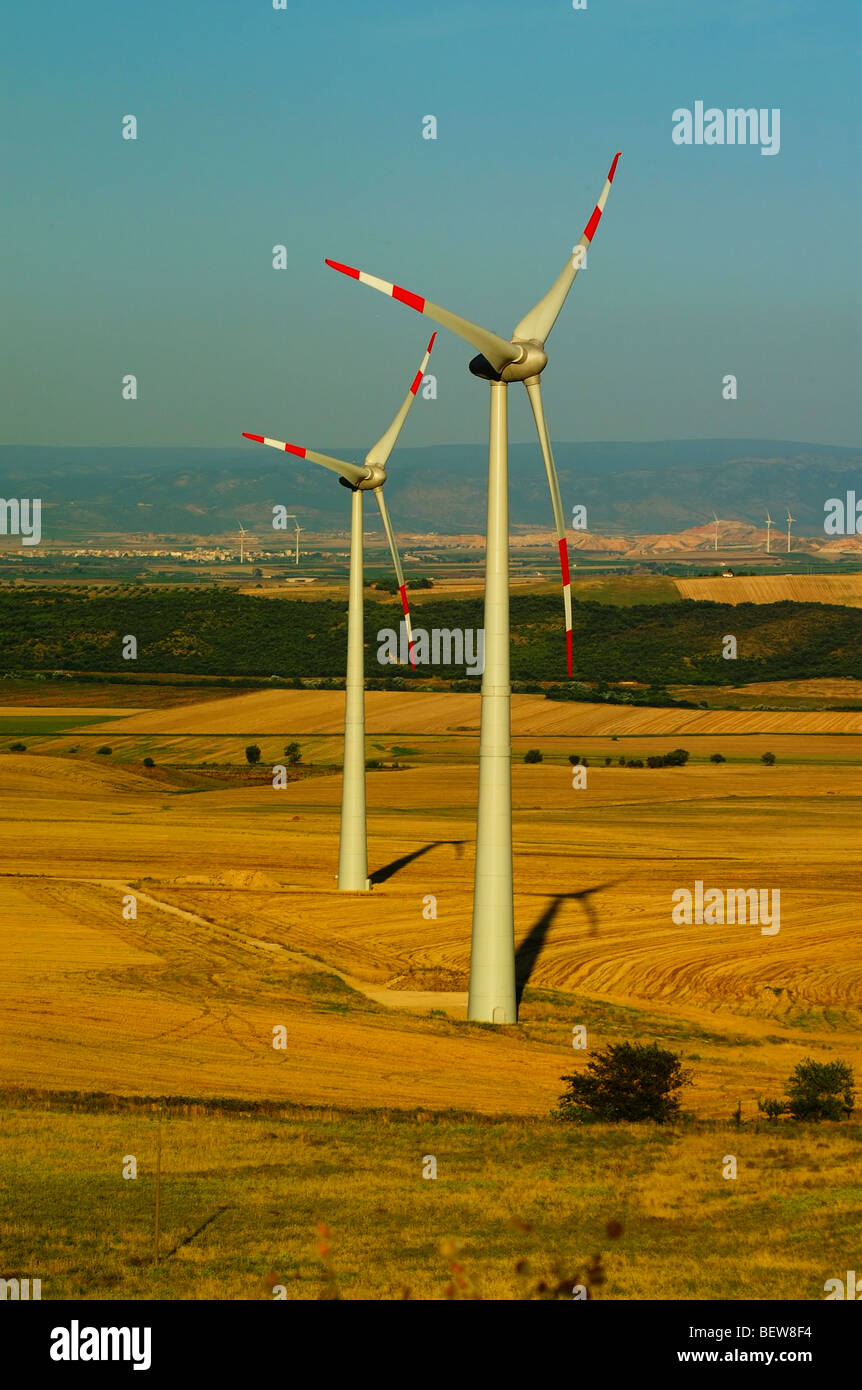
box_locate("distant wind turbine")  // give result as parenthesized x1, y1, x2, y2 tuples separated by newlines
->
(238, 522, 247, 564)
(242, 333, 435, 891)
(283, 513, 302, 565)
(711, 512, 720, 552)
(786, 509, 794, 553)
(765, 511, 774, 554)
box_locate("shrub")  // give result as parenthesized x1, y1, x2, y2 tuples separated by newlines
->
(617, 756, 626, 766)
(524, 749, 543, 764)
(365, 758, 383, 770)
(757, 1058, 854, 1122)
(9, 741, 26, 752)
(786, 1058, 854, 1121)
(284, 741, 302, 766)
(626, 758, 644, 768)
(664, 747, 690, 766)
(604, 756, 612, 766)
(646, 755, 664, 768)
(757, 1097, 788, 1121)
(761, 751, 777, 765)
(96, 745, 112, 755)
(710, 753, 726, 763)
(568, 754, 581, 766)
(556, 1042, 691, 1123)
(142, 756, 155, 768)
(245, 744, 262, 765)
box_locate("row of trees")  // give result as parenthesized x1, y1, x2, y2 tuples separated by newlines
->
(1, 588, 859, 683)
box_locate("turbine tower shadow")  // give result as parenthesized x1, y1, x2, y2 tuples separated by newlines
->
(515, 882, 620, 1007)
(370, 840, 466, 886)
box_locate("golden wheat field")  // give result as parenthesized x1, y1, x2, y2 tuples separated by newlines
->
(67, 688, 862, 739)
(675, 573, 862, 606)
(1, 683, 861, 1123)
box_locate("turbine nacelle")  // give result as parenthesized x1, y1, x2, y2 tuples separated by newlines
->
(469, 339, 548, 383)
(339, 464, 387, 491)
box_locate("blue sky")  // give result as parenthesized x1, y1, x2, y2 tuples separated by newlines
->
(1, 0, 859, 449)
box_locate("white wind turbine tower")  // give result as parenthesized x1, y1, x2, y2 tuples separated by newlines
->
(238, 522, 247, 564)
(712, 512, 720, 552)
(243, 333, 435, 891)
(785, 509, 794, 553)
(283, 513, 302, 565)
(326, 153, 621, 1021)
(765, 511, 774, 554)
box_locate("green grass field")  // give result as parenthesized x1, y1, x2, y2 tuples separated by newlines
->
(2, 1093, 858, 1301)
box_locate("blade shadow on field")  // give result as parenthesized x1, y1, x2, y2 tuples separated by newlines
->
(370, 840, 466, 886)
(515, 881, 621, 1007)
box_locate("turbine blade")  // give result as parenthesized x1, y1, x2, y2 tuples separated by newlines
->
(512, 152, 621, 345)
(325, 259, 519, 373)
(524, 379, 573, 677)
(374, 489, 415, 668)
(242, 432, 368, 486)
(365, 333, 437, 468)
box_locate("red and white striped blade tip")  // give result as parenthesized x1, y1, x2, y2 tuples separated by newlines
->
(325, 259, 426, 315)
(243, 432, 306, 459)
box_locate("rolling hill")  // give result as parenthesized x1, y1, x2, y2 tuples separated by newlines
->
(1, 439, 859, 536)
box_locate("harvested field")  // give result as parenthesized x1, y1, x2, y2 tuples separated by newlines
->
(675, 573, 862, 607)
(1, 751, 860, 1121)
(63, 689, 862, 738)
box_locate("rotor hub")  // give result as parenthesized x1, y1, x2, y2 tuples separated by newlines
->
(468, 340, 547, 383)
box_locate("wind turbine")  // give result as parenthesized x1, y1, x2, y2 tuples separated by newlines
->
(283, 513, 302, 565)
(786, 509, 794, 553)
(326, 152, 621, 1021)
(242, 333, 435, 891)
(765, 511, 774, 554)
(712, 512, 720, 552)
(238, 522, 247, 564)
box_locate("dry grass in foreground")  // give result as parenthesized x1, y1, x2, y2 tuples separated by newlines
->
(1, 1095, 858, 1301)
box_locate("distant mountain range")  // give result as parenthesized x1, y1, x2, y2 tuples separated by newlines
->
(1, 440, 859, 538)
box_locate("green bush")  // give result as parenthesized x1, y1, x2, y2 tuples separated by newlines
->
(524, 749, 543, 764)
(245, 744, 261, 765)
(757, 1097, 788, 1121)
(758, 1058, 854, 1122)
(710, 753, 726, 763)
(9, 741, 26, 752)
(787, 1058, 854, 1121)
(283, 741, 302, 766)
(96, 745, 112, 755)
(142, 756, 155, 768)
(556, 1042, 691, 1124)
